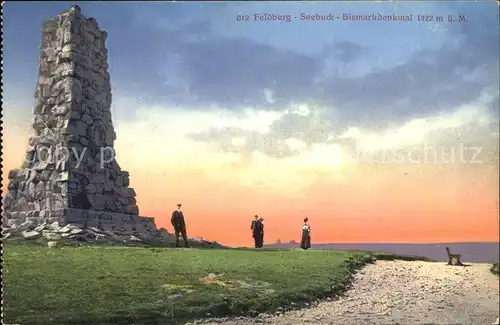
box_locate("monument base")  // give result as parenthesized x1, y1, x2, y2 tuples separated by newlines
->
(3, 209, 223, 249)
(4, 208, 157, 234)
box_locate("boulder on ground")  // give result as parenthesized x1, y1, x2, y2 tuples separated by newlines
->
(22, 230, 41, 239)
(42, 230, 61, 241)
(47, 241, 58, 248)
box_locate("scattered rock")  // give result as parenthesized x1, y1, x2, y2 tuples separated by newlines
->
(34, 223, 47, 232)
(42, 230, 62, 241)
(130, 235, 142, 242)
(58, 225, 72, 233)
(5, 219, 222, 248)
(47, 221, 60, 231)
(88, 227, 104, 234)
(199, 273, 228, 286)
(47, 241, 58, 248)
(70, 227, 84, 235)
(22, 230, 41, 239)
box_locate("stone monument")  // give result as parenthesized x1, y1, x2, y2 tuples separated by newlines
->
(3, 6, 157, 235)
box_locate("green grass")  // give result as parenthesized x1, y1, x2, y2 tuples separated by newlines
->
(3, 245, 373, 325)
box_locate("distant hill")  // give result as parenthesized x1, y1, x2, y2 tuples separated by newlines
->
(265, 242, 500, 263)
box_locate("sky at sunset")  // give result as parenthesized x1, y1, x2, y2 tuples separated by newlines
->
(2, 1, 499, 246)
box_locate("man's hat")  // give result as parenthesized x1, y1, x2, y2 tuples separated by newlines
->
(177, 204, 182, 207)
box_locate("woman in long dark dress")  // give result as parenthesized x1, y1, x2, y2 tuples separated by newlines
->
(300, 217, 311, 250)
(258, 217, 265, 248)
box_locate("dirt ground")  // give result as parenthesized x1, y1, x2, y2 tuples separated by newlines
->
(191, 260, 500, 325)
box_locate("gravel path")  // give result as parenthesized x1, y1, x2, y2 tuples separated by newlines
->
(192, 261, 499, 325)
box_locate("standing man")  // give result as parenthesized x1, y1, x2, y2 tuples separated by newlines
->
(171, 204, 189, 248)
(251, 215, 259, 248)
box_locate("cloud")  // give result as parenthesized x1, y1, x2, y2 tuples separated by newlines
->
(187, 91, 498, 163)
(5, 2, 498, 141)
(128, 2, 498, 132)
(263, 88, 276, 104)
(171, 36, 322, 109)
(340, 102, 494, 153)
(487, 95, 499, 119)
(10, 2, 491, 131)
(316, 23, 498, 125)
(109, 98, 497, 200)
(321, 41, 366, 63)
(187, 102, 340, 160)
(112, 104, 351, 193)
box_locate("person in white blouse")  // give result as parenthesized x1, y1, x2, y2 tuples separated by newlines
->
(300, 217, 311, 250)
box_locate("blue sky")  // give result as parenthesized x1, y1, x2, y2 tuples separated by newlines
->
(3, 1, 499, 159)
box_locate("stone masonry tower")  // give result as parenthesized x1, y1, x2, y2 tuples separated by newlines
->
(3, 6, 156, 233)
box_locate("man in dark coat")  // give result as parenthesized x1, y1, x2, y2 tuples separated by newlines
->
(171, 204, 189, 248)
(251, 215, 259, 248)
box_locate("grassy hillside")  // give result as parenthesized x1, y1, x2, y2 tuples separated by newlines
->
(3, 245, 374, 325)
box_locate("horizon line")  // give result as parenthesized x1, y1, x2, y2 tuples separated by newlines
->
(265, 241, 500, 245)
